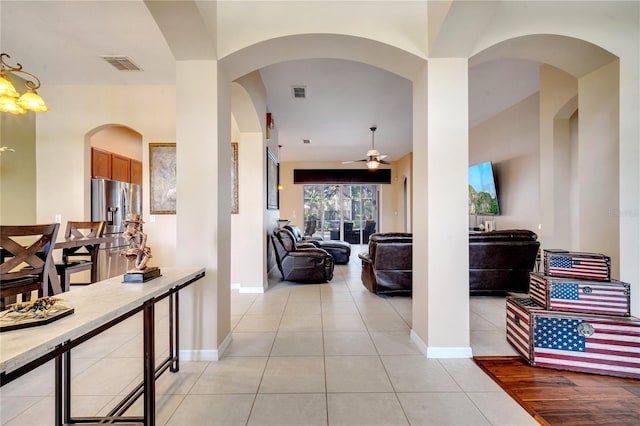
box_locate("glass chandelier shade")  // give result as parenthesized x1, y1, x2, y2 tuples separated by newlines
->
(0, 53, 49, 114)
(0, 73, 19, 98)
(17, 90, 48, 112)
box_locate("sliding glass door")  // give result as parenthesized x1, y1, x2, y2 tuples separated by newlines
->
(303, 184, 379, 244)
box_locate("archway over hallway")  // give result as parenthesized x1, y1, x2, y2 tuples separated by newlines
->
(145, 1, 638, 361)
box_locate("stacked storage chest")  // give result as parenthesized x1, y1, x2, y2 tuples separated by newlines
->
(506, 249, 640, 379)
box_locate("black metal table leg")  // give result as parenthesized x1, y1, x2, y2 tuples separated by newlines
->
(143, 298, 155, 426)
(174, 291, 180, 373)
(55, 348, 63, 426)
(64, 347, 71, 424)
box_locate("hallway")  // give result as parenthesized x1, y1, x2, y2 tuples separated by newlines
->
(1, 251, 535, 425)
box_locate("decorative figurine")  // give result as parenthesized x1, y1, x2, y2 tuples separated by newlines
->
(121, 214, 160, 282)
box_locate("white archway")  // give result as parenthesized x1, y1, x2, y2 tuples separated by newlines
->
(146, 2, 639, 359)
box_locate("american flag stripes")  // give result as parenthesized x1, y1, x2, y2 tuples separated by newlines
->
(506, 298, 541, 361)
(544, 251, 611, 281)
(529, 273, 630, 316)
(532, 314, 640, 379)
(506, 298, 640, 379)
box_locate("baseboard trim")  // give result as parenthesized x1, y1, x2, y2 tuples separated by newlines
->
(426, 346, 473, 358)
(410, 329, 429, 357)
(238, 285, 266, 293)
(410, 330, 473, 358)
(178, 332, 233, 361)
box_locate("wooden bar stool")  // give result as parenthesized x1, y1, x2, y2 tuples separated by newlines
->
(1, 223, 60, 310)
(55, 221, 106, 291)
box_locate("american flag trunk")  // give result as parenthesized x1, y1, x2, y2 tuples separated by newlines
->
(506, 297, 640, 379)
(543, 249, 611, 281)
(529, 272, 631, 316)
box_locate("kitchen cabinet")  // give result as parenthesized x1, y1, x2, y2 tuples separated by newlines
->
(91, 148, 142, 184)
(91, 148, 112, 179)
(130, 160, 142, 185)
(111, 154, 131, 182)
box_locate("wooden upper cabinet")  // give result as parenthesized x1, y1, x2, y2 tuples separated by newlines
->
(91, 148, 112, 179)
(130, 160, 142, 186)
(111, 154, 131, 183)
(92, 147, 141, 183)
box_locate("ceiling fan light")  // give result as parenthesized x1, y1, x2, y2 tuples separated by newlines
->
(0, 95, 25, 114)
(17, 90, 48, 112)
(367, 160, 380, 169)
(0, 73, 19, 98)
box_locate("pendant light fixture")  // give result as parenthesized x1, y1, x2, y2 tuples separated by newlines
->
(0, 53, 49, 114)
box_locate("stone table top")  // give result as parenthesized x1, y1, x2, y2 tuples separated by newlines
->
(0, 267, 205, 375)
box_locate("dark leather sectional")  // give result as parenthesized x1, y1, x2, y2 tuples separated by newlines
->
(469, 229, 540, 294)
(358, 229, 539, 295)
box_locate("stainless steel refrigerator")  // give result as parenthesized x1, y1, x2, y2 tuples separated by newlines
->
(91, 178, 142, 280)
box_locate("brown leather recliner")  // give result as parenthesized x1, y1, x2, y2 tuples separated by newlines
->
(271, 228, 334, 283)
(469, 229, 539, 294)
(359, 233, 412, 294)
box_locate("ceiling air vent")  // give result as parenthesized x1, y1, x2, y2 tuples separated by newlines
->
(292, 86, 307, 99)
(101, 55, 142, 71)
(303, 139, 311, 144)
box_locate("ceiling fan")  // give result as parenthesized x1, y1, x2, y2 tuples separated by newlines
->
(343, 126, 390, 169)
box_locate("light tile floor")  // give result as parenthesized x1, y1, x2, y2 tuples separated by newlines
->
(1, 248, 537, 425)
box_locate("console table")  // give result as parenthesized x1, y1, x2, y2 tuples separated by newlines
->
(0, 267, 206, 425)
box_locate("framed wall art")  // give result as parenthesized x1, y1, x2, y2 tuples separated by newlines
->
(231, 142, 239, 214)
(149, 143, 177, 214)
(266, 147, 279, 210)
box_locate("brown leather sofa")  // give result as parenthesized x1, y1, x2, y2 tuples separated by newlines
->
(285, 225, 351, 264)
(271, 228, 334, 283)
(469, 229, 539, 294)
(358, 233, 412, 295)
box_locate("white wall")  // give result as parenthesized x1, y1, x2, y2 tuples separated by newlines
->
(385, 153, 413, 232)
(35, 85, 177, 259)
(1, 109, 36, 225)
(89, 125, 143, 162)
(578, 60, 620, 277)
(539, 65, 579, 250)
(230, 132, 268, 290)
(469, 93, 540, 233)
(229, 73, 277, 292)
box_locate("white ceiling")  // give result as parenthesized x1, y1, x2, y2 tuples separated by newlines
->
(1, 1, 541, 163)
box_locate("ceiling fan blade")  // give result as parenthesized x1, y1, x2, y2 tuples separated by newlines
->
(341, 159, 367, 164)
(378, 154, 388, 159)
(378, 159, 391, 165)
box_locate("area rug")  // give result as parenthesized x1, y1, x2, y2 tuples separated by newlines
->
(473, 356, 640, 426)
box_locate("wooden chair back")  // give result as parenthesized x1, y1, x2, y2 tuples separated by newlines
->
(1, 223, 60, 309)
(61, 221, 106, 264)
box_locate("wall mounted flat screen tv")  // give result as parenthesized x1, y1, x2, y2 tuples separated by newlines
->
(469, 161, 499, 215)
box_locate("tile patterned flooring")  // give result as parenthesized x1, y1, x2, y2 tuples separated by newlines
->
(1, 250, 537, 425)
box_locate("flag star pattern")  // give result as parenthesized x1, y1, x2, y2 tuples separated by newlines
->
(534, 317, 586, 352)
(550, 283, 579, 300)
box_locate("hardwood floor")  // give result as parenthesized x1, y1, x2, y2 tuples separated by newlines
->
(474, 356, 640, 426)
